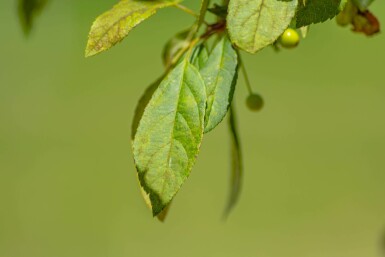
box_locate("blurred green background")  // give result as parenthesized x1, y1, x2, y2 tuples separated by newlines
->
(1, 1, 385, 257)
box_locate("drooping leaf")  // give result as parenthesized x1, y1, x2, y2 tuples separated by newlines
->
(295, 0, 347, 28)
(132, 77, 171, 221)
(224, 105, 243, 218)
(227, 0, 298, 53)
(18, 0, 48, 35)
(352, 0, 375, 11)
(133, 60, 206, 216)
(85, 0, 182, 57)
(199, 36, 238, 133)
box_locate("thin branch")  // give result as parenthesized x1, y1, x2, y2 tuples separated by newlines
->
(197, 0, 210, 30)
(174, 4, 199, 18)
(175, 4, 209, 26)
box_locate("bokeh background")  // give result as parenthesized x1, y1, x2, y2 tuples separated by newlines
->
(1, 1, 385, 257)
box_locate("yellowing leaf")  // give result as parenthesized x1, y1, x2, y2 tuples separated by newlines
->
(85, 0, 181, 57)
(227, 0, 298, 53)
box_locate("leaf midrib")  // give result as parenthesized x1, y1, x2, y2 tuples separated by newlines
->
(205, 39, 227, 125)
(160, 61, 193, 200)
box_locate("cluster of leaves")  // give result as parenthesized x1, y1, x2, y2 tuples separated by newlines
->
(18, 0, 381, 220)
(85, 0, 381, 220)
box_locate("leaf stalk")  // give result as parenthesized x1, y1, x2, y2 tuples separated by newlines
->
(238, 54, 254, 95)
(197, 0, 211, 30)
(174, 4, 199, 18)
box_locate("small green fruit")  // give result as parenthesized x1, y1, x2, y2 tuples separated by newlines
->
(279, 28, 300, 49)
(246, 94, 264, 111)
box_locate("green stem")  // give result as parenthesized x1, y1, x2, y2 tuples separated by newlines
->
(197, 0, 210, 31)
(174, 4, 199, 18)
(238, 54, 253, 95)
(167, 37, 201, 71)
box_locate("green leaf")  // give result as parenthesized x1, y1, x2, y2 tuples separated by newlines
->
(139, 183, 171, 222)
(199, 36, 238, 133)
(295, 0, 347, 28)
(227, 0, 298, 53)
(132, 77, 172, 221)
(85, 0, 181, 57)
(224, 105, 243, 218)
(190, 44, 209, 70)
(18, 0, 48, 35)
(133, 60, 206, 216)
(352, 0, 375, 11)
(131, 77, 163, 140)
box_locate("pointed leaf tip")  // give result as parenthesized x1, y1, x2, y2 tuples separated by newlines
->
(133, 60, 206, 215)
